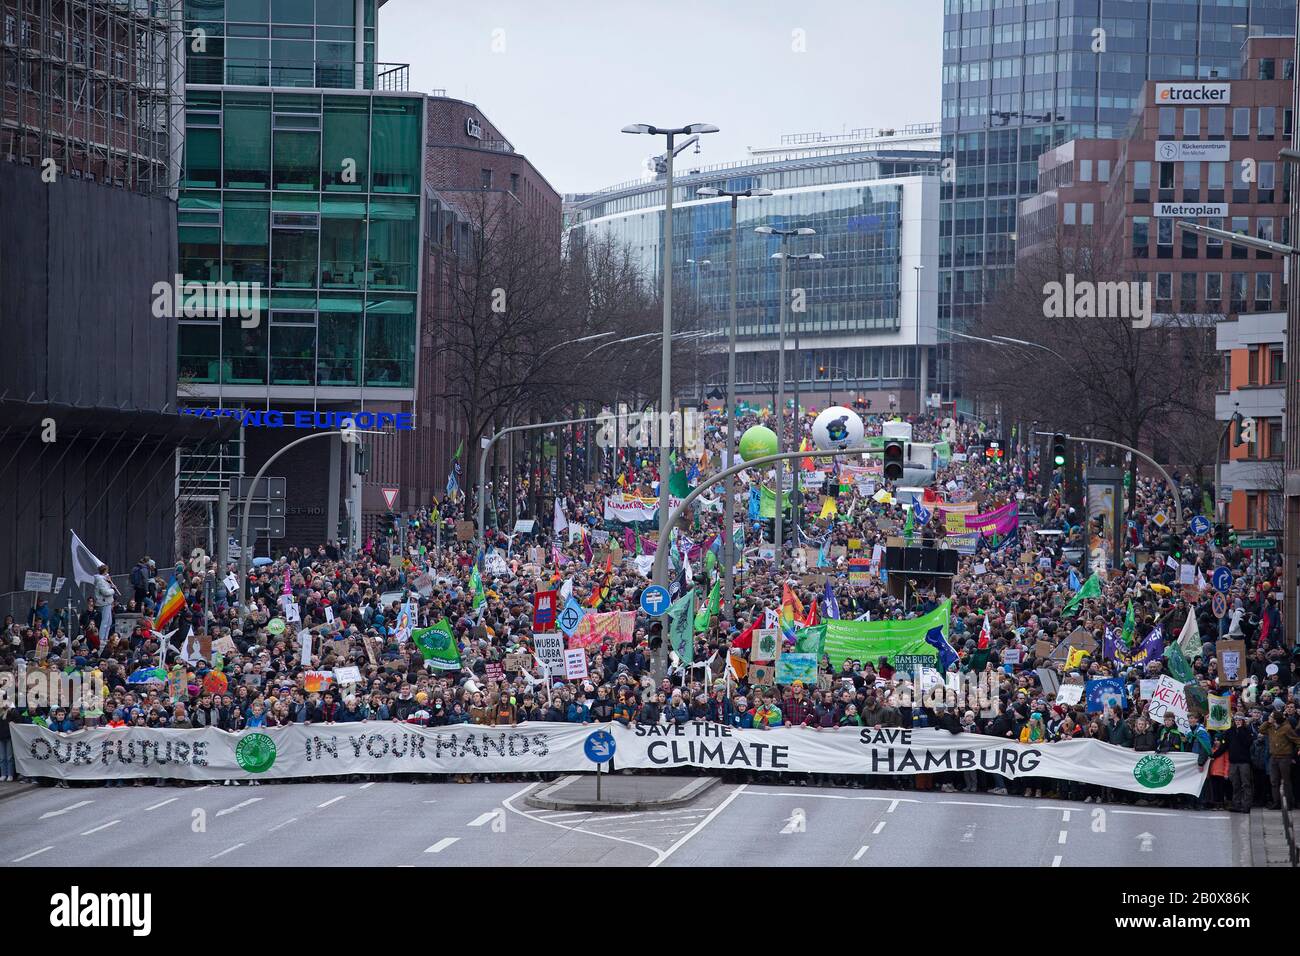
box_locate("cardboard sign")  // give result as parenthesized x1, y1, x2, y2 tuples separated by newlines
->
(1215, 639, 1247, 686)
(504, 652, 531, 673)
(1147, 674, 1191, 733)
(1055, 684, 1084, 706)
(485, 661, 504, 682)
(334, 665, 362, 685)
(749, 663, 775, 686)
(1033, 640, 1055, 660)
(535, 633, 565, 675)
(455, 521, 476, 541)
(563, 647, 589, 680)
(1002, 648, 1021, 665)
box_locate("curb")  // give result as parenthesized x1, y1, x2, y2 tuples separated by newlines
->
(0, 783, 39, 805)
(524, 775, 720, 811)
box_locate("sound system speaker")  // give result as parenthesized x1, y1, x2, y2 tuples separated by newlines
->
(884, 546, 957, 576)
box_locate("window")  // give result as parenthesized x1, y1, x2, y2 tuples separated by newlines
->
(1097, 159, 1110, 182)
(510, 172, 519, 194)
(224, 93, 270, 189)
(1248, 346, 1261, 385)
(480, 168, 493, 188)
(1258, 161, 1275, 203)
(1158, 162, 1174, 201)
(1156, 272, 1172, 303)
(1179, 272, 1197, 308)
(1182, 161, 1200, 201)
(1259, 107, 1276, 140)
(1205, 272, 1222, 303)
(1231, 217, 1250, 259)
(1132, 217, 1149, 258)
(1133, 161, 1151, 202)
(322, 96, 369, 192)
(1158, 107, 1175, 136)
(370, 97, 421, 194)
(1230, 272, 1247, 311)
(1078, 159, 1092, 182)
(1157, 217, 1173, 258)
(1207, 162, 1225, 201)
(1207, 107, 1225, 139)
(1269, 347, 1284, 385)
(1206, 216, 1224, 258)
(1063, 202, 1076, 225)
(1181, 222, 1198, 258)
(1255, 272, 1272, 309)
(1258, 57, 1276, 80)
(1080, 203, 1094, 226)
(1183, 108, 1200, 137)
(1232, 107, 1250, 137)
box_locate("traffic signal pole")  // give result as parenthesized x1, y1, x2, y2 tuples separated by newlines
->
(1035, 432, 1184, 531)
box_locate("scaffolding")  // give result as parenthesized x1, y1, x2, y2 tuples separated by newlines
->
(0, 0, 185, 196)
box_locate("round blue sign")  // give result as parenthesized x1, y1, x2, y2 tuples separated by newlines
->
(1189, 515, 1211, 536)
(639, 584, 671, 617)
(1212, 566, 1232, 593)
(584, 730, 616, 764)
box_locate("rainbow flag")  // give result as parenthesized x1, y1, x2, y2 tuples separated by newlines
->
(780, 583, 804, 642)
(154, 576, 186, 631)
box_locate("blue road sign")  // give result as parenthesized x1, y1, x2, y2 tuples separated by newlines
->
(640, 584, 671, 616)
(584, 730, 616, 764)
(1212, 566, 1232, 593)
(1189, 515, 1211, 536)
(1212, 592, 1228, 619)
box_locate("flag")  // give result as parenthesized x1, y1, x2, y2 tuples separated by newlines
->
(154, 576, 187, 631)
(668, 469, 691, 499)
(802, 597, 819, 628)
(793, 623, 826, 657)
(411, 618, 462, 670)
(1164, 640, 1196, 683)
(780, 583, 804, 642)
(469, 564, 486, 610)
(1064, 645, 1089, 671)
(799, 437, 815, 471)
(69, 529, 104, 587)
(823, 580, 840, 620)
(666, 590, 696, 664)
(924, 625, 958, 671)
(731, 617, 759, 649)
(748, 486, 761, 521)
(1067, 567, 1081, 592)
(554, 498, 569, 535)
(694, 579, 721, 632)
(1176, 608, 1200, 661)
(446, 440, 463, 499)
(590, 554, 613, 608)
(819, 497, 837, 520)
(1061, 572, 1102, 615)
(903, 506, 914, 541)
(582, 529, 593, 566)
(1120, 599, 1135, 648)
(978, 613, 991, 650)
(760, 485, 790, 518)
(914, 502, 931, 526)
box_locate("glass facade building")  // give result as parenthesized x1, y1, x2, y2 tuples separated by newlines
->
(177, 0, 423, 399)
(568, 152, 941, 401)
(939, 0, 1295, 397)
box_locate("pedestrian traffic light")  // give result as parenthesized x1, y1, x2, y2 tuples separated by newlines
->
(1051, 433, 1067, 467)
(354, 445, 369, 475)
(883, 439, 905, 481)
(381, 511, 397, 536)
(1166, 532, 1182, 561)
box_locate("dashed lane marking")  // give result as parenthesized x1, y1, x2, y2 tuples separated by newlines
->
(424, 838, 459, 853)
(79, 820, 121, 836)
(12, 846, 54, 863)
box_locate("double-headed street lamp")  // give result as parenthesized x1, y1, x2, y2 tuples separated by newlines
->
(768, 240, 823, 559)
(696, 184, 771, 613)
(622, 122, 719, 590)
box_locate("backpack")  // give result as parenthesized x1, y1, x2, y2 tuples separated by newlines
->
(130, 564, 147, 589)
(1250, 731, 1270, 771)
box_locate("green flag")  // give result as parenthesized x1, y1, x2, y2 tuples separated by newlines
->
(793, 624, 826, 657)
(1163, 640, 1196, 683)
(759, 485, 790, 518)
(412, 618, 461, 671)
(903, 506, 914, 541)
(667, 590, 696, 663)
(823, 601, 951, 669)
(469, 564, 486, 610)
(1120, 599, 1135, 648)
(1061, 572, 1102, 616)
(694, 579, 721, 632)
(668, 469, 691, 499)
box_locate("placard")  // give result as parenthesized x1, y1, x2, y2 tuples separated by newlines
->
(504, 652, 531, 673)
(749, 663, 774, 686)
(24, 571, 54, 592)
(334, 665, 362, 685)
(563, 647, 589, 680)
(1215, 639, 1247, 686)
(534, 633, 565, 675)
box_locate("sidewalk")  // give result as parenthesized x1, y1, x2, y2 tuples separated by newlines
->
(0, 780, 38, 804)
(1249, 809, 1298, 867)
(524, 773, 719, 811)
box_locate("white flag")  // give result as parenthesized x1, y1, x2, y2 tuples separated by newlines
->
(300, 628, 313, 667)
(554, 498, 569, 535)
(69, 530, 104, 587)
(1176, 608, 1200, 660)
(177, 627, 195, 664)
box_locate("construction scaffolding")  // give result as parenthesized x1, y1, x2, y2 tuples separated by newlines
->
(0, 0, 185, 196)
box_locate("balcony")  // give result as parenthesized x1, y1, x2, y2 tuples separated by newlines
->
(188, 58, 410, 92)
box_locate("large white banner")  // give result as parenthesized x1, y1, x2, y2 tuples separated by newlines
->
(603, 494, 657, 522)
(14, 721, 1204, 794)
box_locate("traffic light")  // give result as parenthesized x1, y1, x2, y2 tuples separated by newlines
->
(381, 511, 397, 536)
(1166, 532, 1182, 561)
(354, 444, 369, 475)
(883, 439, 905, 481)
(1051, 433, 1067, 468)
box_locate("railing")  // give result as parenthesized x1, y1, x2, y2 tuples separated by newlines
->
(187, 57, 411, 92)
(778, 122, 942, 146)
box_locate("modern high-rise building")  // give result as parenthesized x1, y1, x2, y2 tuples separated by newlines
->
(939, 0, 1296, 402)
(175, 0, 425, 550)
(567, 128, 943, 413)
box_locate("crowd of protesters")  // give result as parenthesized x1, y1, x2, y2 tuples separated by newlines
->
(2, 407, 1299, 814)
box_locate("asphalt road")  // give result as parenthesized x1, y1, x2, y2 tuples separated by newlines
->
(0, 779, 1242, 867)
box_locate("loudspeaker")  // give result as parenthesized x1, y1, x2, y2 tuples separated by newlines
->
(885, 546, 957, 576)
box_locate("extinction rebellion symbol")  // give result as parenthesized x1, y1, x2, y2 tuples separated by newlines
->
(1132, 753, 1175, 789)
(235, 732, 277, 774)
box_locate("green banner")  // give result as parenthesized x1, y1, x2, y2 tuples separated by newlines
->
(823, 601, 951, 669)
(759, 485, 791, 519)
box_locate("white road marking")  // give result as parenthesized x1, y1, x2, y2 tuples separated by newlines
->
(652, 784, 747, 868)
(1051, 854, 1063, 867)
(268, 818, 297, 832)
(872, 821, 887, 835)
(216, 798, 262, 817)
(12, 846, 54, 862)
(533, 810, 592, 820)
(467, 811, 499, 827)
(1061, 810, 1071, 822)
(79, 820, 121, 836)
(193, 786, 210, 792)
(211, 843, 245, 859)
(1058, 830, 1068, 844)
(424, 837, 459, 853)
(317, 795, 347, 808)
(937, 800, 1012, 809)
(501, 784, 668, 861)
(887, 799, 900, 813)
(144, 797, 178, 811)
(853, 845, 870, 861)
(359, 782, 375, 790)
(40, 800, 93, 819)
(739, 790, 918, 805)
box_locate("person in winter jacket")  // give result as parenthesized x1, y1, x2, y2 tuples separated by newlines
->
(1224, 712, 1256, 812)
(1155, 713, 1186, 752)
(729, 696, 754, 729)
(589, 687, 615, 723)
(1131, 717, 1157, 751)
(566, 697, 590, 724)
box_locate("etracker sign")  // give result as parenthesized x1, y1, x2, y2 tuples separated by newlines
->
(13, 721, 1205, 794)
(1154, 82, 1230, 104)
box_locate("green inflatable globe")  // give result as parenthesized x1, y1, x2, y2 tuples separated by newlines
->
(738, 425, 779, 462)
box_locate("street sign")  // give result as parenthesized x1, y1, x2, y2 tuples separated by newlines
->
(584, 730, 616, 764)
(1189, 515, 1211, 536)
(381, 487, 399, 509)
(640, 584, 671, 616)
(230, 477, 286, 500)
(1211, 566, 1232, 593)
(1152, 511, 1168, 528)
(1211, 592, 1228, 619)
(1238, 536, 1278, 549)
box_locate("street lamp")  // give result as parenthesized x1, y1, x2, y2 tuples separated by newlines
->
(817, 364, 853, 407)
(756, 223, 816, 569)
(696, 184, 772, 613)
(623, 121, 719, 593)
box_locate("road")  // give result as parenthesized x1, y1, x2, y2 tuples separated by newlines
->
(0, 779, 1241, 867)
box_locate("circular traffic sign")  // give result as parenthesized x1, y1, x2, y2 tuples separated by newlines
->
(1211, 566, 1232, 593)
(640, 584, 671, 616)
(1189, 515, 1211, 536)
(1211, 591, 1227, 619)
(584, 730, 616, 764)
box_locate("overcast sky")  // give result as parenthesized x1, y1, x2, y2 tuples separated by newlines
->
(379, 0, 942, 195)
